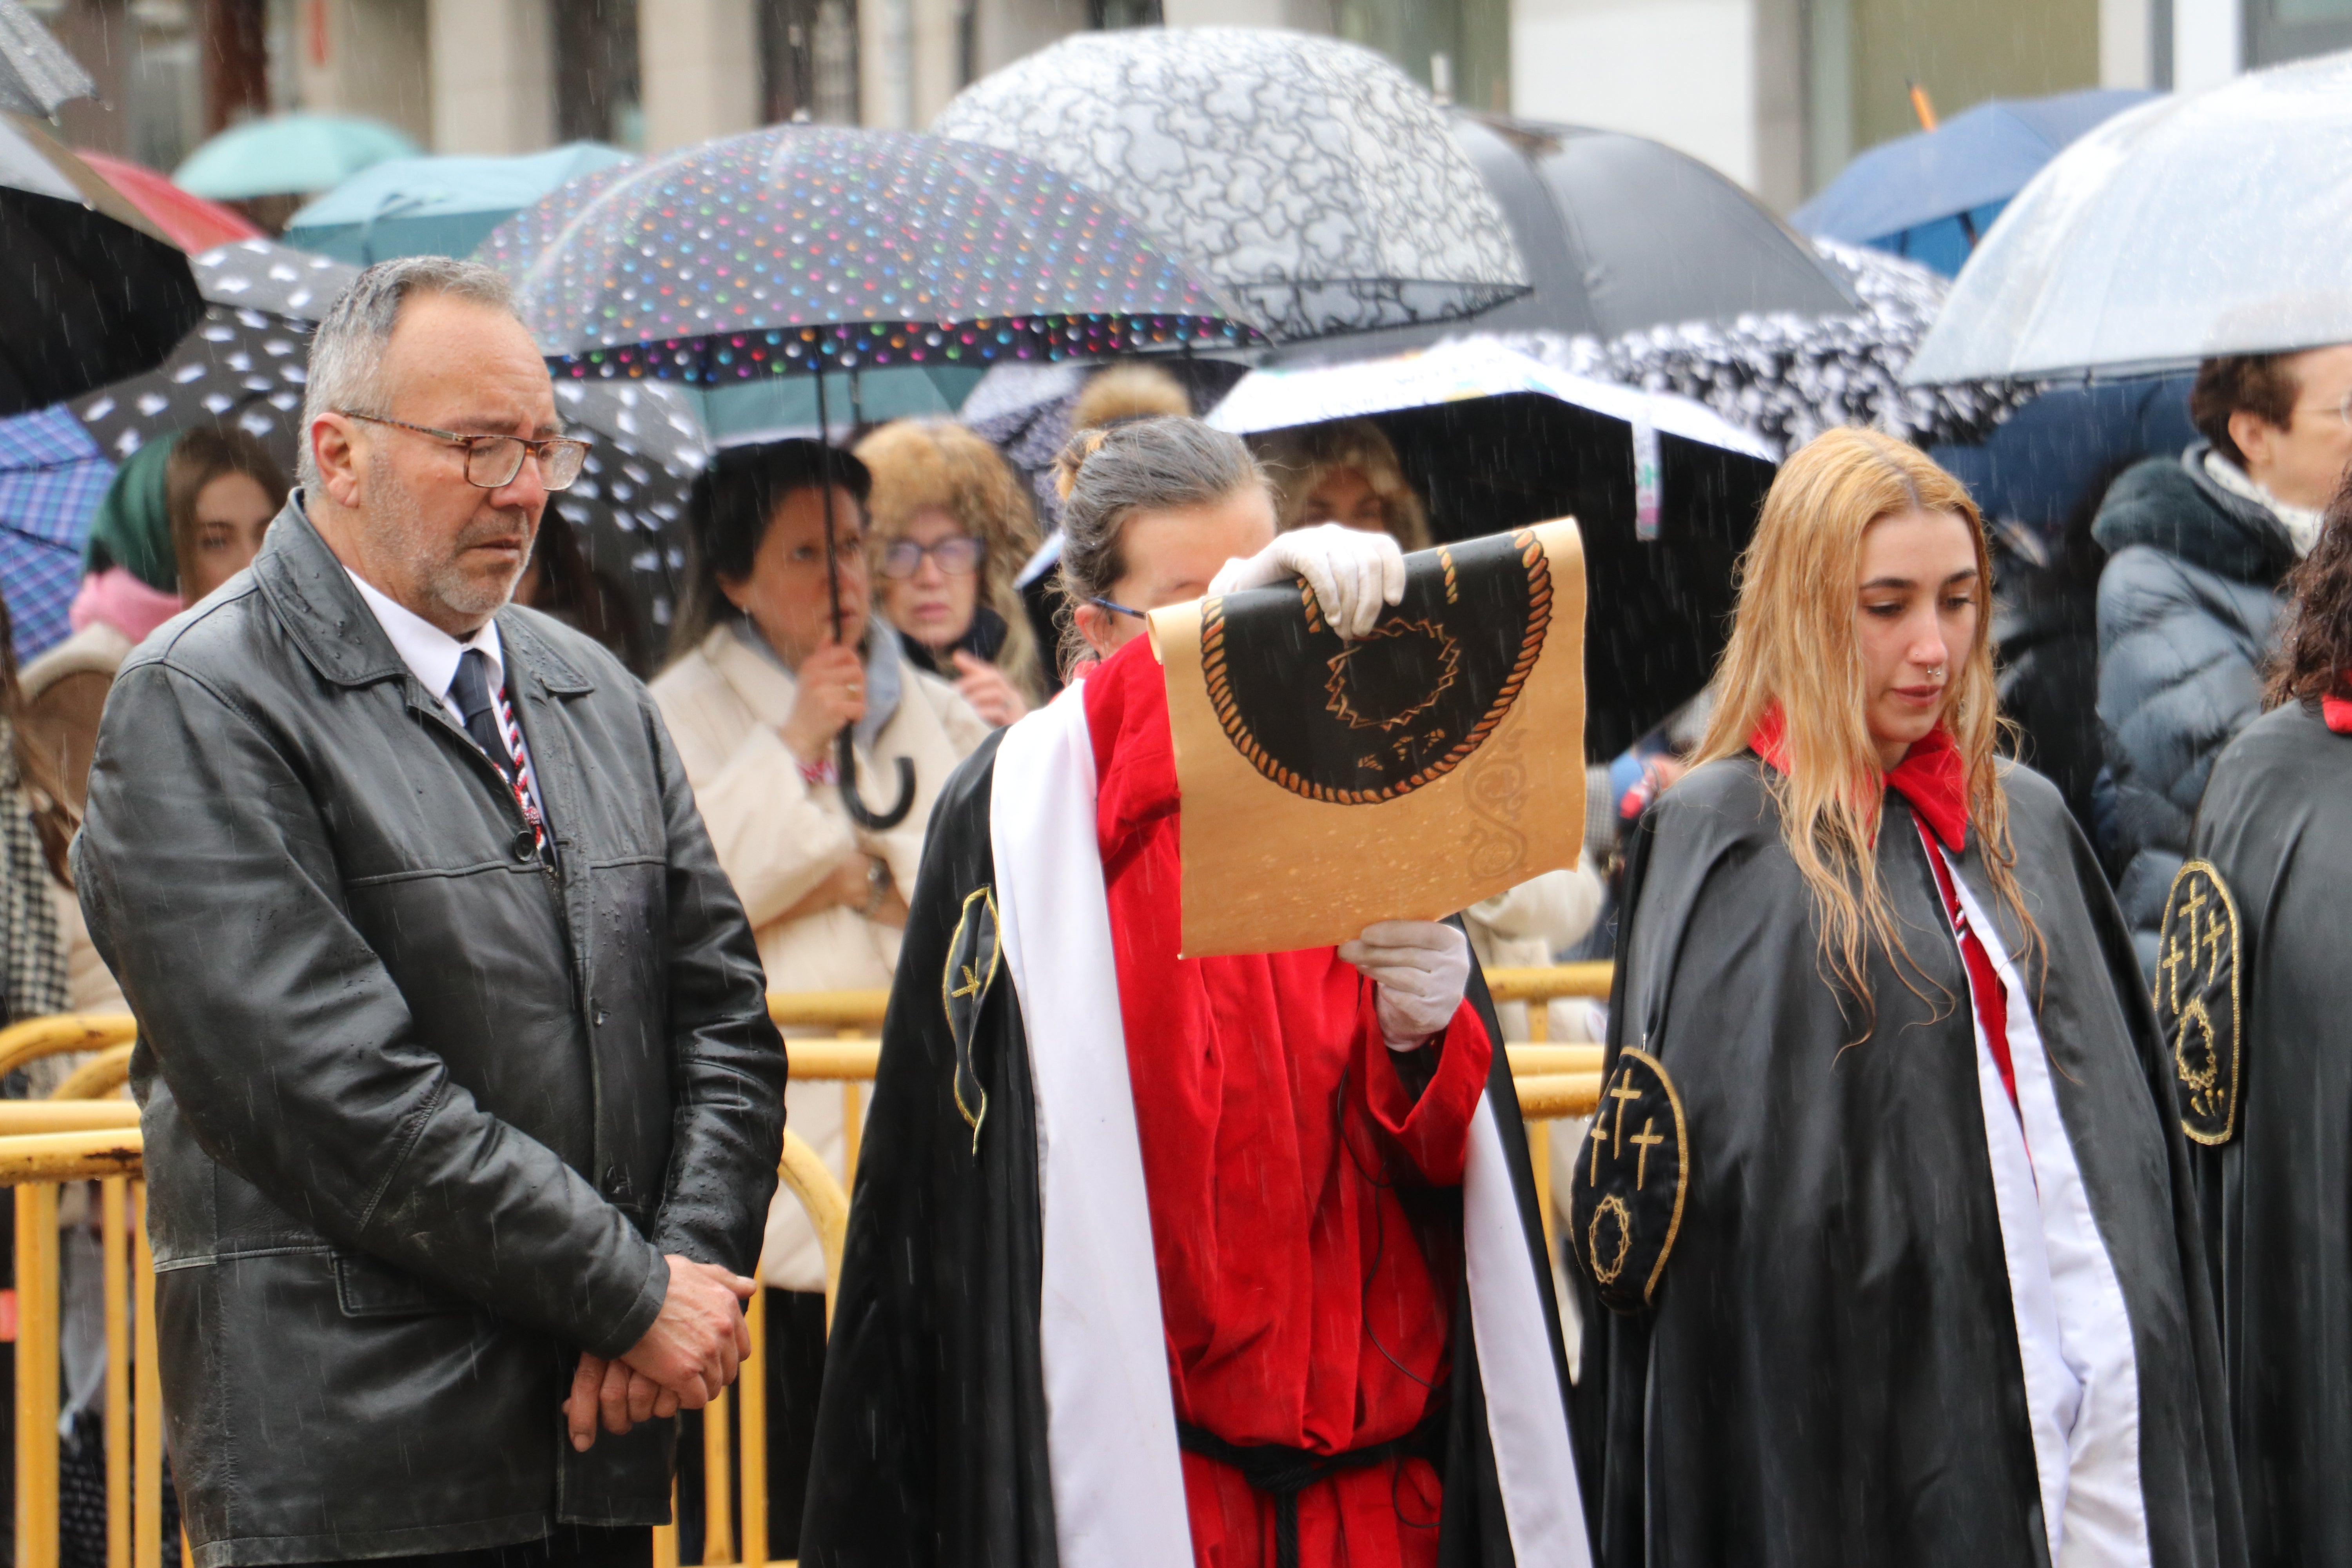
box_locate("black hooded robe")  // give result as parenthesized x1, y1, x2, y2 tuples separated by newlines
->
(799, 700, 1583, 1568)
(1570, 754, 2241, 1568)
(2175, 701, 2352, 1568)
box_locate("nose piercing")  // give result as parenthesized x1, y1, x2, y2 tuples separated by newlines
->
(1926, 666, 1946, 680)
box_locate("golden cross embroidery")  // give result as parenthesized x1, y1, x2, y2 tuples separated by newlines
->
(1607, 1077, 1644, 1149)
(1629, 1118, 1665, 1189)
(2160, 933, 2193, 1014)
(952, 964, 984, 1001)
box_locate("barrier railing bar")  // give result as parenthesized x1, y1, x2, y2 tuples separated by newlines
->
(133, 1183, 161, 1568)
(51, 1045, 135, 1103)
(0, 1102, 141, 1135)
(0, 1016, 136, 1085)
(702, 1387, 733, 1564)
(738, 1287, 769, 1568)
(104, 1176, 131, 1568)
(16, 1181, 59, 1568)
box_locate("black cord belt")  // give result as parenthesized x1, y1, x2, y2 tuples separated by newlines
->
(1175, 1398, 1449, 1568)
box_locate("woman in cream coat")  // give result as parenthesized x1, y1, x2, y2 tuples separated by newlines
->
(652, 440, 986, 1548)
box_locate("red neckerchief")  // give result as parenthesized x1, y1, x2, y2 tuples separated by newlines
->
(1749, 706, 2018, 1112)
(2324, 689, 2352, 734)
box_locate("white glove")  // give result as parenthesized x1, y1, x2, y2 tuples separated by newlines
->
(1338, 920, 1472, 1051)
(1205, 522, 1406, 639)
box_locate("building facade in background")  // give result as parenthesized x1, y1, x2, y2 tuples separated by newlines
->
(22, 0, 2352, 211)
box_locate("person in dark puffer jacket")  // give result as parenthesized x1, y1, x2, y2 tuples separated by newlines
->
(2095, 346, 2352, 977)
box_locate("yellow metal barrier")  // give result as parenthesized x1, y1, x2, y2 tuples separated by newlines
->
(0, 962, 1611, 1568)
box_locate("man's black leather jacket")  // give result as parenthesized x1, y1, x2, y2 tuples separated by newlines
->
(75, 501, 786, 1566)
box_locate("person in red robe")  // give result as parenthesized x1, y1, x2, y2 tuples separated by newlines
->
(802, 415, 1584, 1568)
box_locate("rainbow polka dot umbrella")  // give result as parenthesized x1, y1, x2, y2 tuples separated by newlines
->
(484, 124, 1257, 386)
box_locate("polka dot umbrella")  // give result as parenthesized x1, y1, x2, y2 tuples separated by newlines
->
(481, 123, 1256, 387)
(485, 123, 1254, 825)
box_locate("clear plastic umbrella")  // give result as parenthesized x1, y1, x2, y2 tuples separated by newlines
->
(1906, 51, 2352, 385)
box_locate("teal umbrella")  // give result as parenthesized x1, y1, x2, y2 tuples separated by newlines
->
(285, 142, 634, 265)
(174, 113, 418, 201)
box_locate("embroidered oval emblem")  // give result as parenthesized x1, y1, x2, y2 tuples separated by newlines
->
(1570, 1047, 1688, 1313)
(2155, 859, 2241, 1146)
(1199, 528, 1551, 804)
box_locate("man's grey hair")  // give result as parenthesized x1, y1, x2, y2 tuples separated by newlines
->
(299, 256, 525, 489)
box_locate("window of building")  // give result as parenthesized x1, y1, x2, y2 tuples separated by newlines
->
(555, 0, 643, 150)
(761, 0, 860, 123)
(1089, 0, 1162, 27)
(2246, 0, 2352, 64)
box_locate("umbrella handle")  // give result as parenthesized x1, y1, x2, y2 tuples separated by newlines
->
(837, 731, 916, 830)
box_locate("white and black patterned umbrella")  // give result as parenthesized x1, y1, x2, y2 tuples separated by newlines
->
(69, 240, 347, 466)
(931, 28, 1528, 341)
(1497, 241, 2034, 455)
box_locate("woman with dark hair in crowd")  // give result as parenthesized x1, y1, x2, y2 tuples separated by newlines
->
(2171, 476, 2352, 1568)
(804, 415, 1581, 1568)
(1572, 426, 2239, 1568)
(650, 437, 985, 1556)
(854, 417, 1041, 725)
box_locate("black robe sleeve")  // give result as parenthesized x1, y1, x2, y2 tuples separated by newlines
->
(2180, 701, 2352, 1568)
(799, 731, 1061, 1568)
(1569, 755, 2241, 1568)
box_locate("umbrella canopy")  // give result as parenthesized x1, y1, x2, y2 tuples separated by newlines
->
(174, 113, 419, 202)
(0, 404, 113, 660)
(1261, 112, 1857, 365)
(1208, 339, 1778, 757)
(1793, 89, 2154, 277)
(287, 142, 635, 266)
(0, 0, 93, 118)
(490, 123, 1247, 383)
(77, 151, 262, 254)
(67, 237, 709, 664)
(931, 28, 1527, 340)
(68, 240, 353, 465)
(0, 112, 204, 417)
(1499, 239, 2033, 454)
(1907, 54, 2352, 385)
(545, 376, 710, 657)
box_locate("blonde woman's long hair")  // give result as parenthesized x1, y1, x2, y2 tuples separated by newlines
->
(854, 418, 1043, 700)
(1693, 426, 2038, 1025)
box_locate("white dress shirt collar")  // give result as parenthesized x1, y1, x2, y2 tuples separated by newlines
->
(342, 567, 505, 710)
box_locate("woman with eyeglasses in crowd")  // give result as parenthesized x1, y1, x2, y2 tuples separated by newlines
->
(649, 436, 990, 1556)
(855, 418, 1043, 726)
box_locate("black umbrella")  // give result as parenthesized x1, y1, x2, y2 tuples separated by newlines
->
(1257, 114, 2030, 452)
(1210, 341, 1777, 758)
(493, 123, 1250, 828)
(1, 112, 203, 416)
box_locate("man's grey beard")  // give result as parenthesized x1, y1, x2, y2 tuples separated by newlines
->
(370, 448, 534, 622)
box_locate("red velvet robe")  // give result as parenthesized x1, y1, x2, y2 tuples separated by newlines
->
(1084, 640, 1495, 1568)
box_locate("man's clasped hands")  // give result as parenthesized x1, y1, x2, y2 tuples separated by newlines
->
(565, 1254, 760, 1451)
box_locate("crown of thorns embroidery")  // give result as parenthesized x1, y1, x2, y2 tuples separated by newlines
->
(1323, 619, 1461, 733)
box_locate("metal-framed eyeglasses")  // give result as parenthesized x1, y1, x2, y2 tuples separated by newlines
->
(878, 536, 985, 579)
(340, 411, 591, 491)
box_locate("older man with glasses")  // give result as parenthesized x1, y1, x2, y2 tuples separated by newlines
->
(73, 255, 787, 1568)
